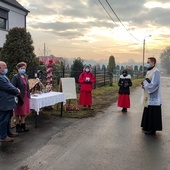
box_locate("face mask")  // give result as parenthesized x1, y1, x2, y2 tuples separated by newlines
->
(3, 68, 8, 75)
(123, 73, 127, 77)
(145, 63, 151, 68)
(85, 68, 90, 72)
(19, 69, 26, 74)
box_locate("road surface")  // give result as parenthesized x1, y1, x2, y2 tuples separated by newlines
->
(1, 77, 170, 170)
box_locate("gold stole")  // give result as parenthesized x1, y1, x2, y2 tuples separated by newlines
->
(143, 67, 156, 107)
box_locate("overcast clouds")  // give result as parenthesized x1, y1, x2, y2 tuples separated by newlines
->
(18, 0, 170, 62)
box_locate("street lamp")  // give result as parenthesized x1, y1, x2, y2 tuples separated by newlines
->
(142, 35, 151, 76)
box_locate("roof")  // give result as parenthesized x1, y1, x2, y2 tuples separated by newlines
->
(38, 56, 63, 65)
(0, 0, 29, 13)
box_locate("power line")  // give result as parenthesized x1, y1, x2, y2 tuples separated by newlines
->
(105, 0, 142, 42)
(97, 0, 118, 27)
(93, 0, 111, 21)
(95, 0, 142, 44)
(95, 0, 142, 43)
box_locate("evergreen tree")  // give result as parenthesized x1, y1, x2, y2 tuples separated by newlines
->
(134, 65, 138, 75)
(107, 55, 116, 73)
(120, 66, 125, 72)
(139, 65, 142, 72)
(70, 57, 84, 83)
(160, 47, 170, 74)
(116, 65, 120, 75)
(116, 65, 120, 71)
(0, 27, 38, 78)
(134, 65, 138, 71)
(107, 55, 116, 86)
(101, 64, 106, 71)
(126, 66, 134, 77)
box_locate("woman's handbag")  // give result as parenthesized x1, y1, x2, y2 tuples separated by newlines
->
(15, 95, 24, 106)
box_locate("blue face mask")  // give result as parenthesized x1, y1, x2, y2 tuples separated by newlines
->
(3, 68, 8, 75)
(145, 63, 151, 69)
(19, 69, 26, 74)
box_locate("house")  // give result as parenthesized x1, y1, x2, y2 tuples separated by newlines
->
(0, 0, 29, 49)
(38, 55, 64, 65)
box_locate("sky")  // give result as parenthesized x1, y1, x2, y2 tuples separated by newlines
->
(17, 0, 170, 63)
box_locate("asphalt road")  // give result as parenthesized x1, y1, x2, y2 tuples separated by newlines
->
(1, 77, 170, 170)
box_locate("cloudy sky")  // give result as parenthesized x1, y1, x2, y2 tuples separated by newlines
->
(17, 0, 170, 63)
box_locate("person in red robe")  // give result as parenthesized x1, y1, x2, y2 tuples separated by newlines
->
(78, 65, 95, 110)
(117, 70, 132, 112)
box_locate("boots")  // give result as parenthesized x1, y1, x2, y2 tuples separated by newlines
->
(16, 124, 23, 133)
(122, 108, 127, 113)
(21, 123, 29, 132)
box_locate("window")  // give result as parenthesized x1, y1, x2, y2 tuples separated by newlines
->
(0, 17, 6, 29)
(0, 7, 8, 30)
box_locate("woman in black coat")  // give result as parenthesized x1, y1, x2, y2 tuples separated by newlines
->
(117, 70, 132, 112)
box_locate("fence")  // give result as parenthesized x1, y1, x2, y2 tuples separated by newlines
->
(37, 66, 142, 90)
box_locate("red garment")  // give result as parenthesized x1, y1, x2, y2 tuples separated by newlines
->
(117, 94, 130, 108)
(79, 91, 92, 105)
(78, 71, 95, 106)
(14, 77, 30, 116)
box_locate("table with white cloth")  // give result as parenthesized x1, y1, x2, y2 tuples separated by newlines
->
(30, 92, 66, 128)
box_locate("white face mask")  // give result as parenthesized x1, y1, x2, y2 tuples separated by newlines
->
(85, 68, 90, 72)
(146, 63, 151, 68)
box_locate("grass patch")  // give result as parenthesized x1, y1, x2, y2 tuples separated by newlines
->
(38, 78, 143, 118)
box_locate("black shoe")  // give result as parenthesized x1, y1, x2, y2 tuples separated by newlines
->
(122, 108, 127, 113)
(8, 132, 19, 137)
(145, 130, 156, 135)
(21, 123, 29, 132)
(16, 124, 23, 133)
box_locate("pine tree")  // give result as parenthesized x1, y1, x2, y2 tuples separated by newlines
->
(107, 55, 116, 86)
(160, 47, 170, 74)
(0, 27, 38, 78)
(70, 57, 84, 83)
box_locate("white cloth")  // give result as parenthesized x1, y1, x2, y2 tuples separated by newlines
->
(30, 92, 66, 115)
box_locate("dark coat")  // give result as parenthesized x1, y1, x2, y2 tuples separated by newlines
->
(11, 73, 30, 99)
(0, 74, 19, 111)
(118, 74, 132, 95)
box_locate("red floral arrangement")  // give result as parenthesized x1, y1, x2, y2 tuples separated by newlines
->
(66, 105, 80, 111)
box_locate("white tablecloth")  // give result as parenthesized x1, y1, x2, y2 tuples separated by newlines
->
(30, 92, 66, 115)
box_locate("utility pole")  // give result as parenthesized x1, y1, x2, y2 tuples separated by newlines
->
(142, 35, 151, 76)
(44, 43, 46, 57)
(142, 39, 145, 77)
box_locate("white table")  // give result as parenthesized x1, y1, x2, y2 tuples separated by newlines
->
(30, 92, 66, 127)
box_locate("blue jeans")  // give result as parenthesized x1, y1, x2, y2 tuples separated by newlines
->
(0, 110, 13, 139)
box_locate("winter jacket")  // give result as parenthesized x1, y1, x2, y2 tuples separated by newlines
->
(118, 74, 132, 95)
